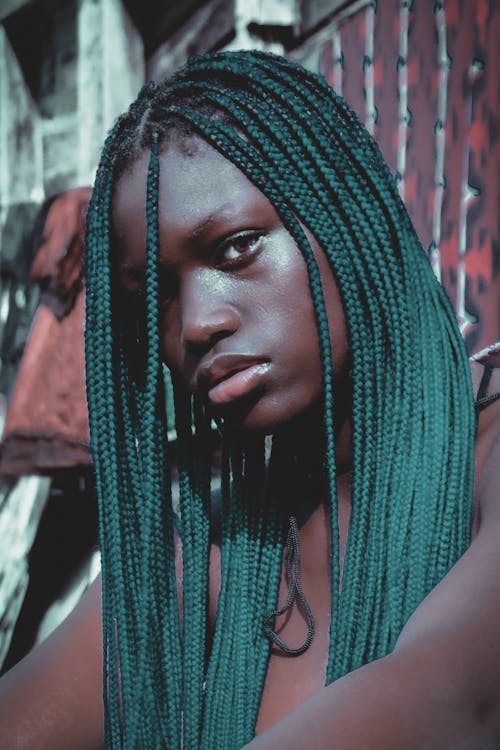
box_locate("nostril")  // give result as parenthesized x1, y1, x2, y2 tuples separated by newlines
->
(183, 323, 233, 354)
(182, 310, 240, 354)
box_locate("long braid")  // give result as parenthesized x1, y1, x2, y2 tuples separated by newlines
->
(174, 388, 210, 747)
(85, 50, 475, 748)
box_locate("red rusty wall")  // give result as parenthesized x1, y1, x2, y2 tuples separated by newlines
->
(317, 0, 499, 354)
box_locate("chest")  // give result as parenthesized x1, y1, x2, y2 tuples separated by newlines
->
(207, 489, 351, 735)
(255, 558, 331, 733)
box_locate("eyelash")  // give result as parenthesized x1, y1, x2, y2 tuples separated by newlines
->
(159, 230, 265, 302)
(214, 230, 265, 269)
(123, 230, 265, 308)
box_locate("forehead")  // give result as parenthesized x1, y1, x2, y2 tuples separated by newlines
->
(112, 137, 272, 257)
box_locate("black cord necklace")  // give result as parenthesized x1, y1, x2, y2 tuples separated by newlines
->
(263, 514, 315, 656)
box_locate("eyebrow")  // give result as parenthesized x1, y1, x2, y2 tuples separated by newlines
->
(188, 202, 237, 241)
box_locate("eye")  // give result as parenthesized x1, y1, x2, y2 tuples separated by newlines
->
(214, 230, 265, 268)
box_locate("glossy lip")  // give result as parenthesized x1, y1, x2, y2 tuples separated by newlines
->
(194, 354, 270, 403)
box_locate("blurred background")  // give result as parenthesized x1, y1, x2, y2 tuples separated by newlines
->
(0, 0, 498, 674)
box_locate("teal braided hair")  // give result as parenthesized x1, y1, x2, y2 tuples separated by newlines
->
(85, 50, 475, 749)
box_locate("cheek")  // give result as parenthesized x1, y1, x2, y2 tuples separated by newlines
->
(160, 305, 182, 371)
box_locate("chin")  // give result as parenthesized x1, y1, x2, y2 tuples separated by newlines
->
(214, 390, 322, 438)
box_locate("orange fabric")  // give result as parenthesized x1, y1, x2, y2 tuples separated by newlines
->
(31, 187, 92, 319)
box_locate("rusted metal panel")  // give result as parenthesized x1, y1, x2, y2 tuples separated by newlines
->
(310, 0, 500, 353)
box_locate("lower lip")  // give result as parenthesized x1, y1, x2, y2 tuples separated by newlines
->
(208, 363, 270, 406)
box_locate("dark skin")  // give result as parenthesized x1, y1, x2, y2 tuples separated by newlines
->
(0, 137, 499, 749)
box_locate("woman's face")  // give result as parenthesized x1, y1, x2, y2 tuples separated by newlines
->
(113, 136, 349, 433)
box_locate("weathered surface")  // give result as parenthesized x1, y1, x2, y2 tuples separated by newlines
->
(0, 188, 92, 477)
(0, 475, 51, 668)
(312, 0, 500, 352)
(30, 186, 91, 318)
(0, 201, 41, 400)
(0, 27, 43, 211)
(147, 0, 234, 81)
(0, 189, 93, 666)
(77, 0, 144, 185)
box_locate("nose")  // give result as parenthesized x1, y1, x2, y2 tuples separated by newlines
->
(180, 271, 239, 354)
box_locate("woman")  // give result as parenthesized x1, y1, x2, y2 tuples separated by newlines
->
(1, 49, 500, 749)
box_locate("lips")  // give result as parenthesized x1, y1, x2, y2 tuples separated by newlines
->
(195, 355, 270, 406)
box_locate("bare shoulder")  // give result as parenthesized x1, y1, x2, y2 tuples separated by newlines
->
(391, 351, 500, 741)
(0, 574, 103, 750)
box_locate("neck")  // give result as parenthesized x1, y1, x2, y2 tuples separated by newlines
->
(269, 389, 353, 524)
